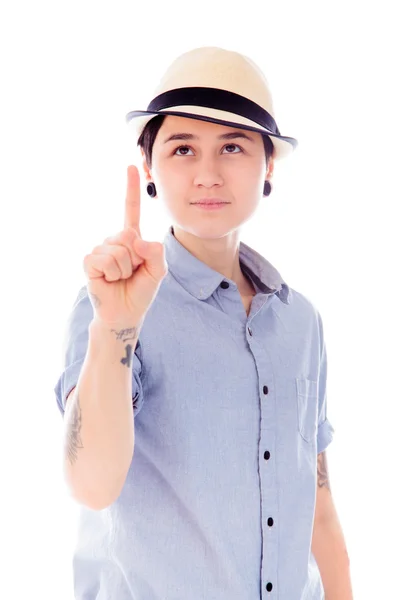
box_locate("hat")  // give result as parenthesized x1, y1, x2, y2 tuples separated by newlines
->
(125, 46, 298, 161)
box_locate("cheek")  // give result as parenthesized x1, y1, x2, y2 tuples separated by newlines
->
(233, 169, 264, 194)
(231, 159, 264, 178)
(156, 162, 186, 185)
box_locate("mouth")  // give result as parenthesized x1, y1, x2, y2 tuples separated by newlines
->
(190, 196, 230, 204)
(191, 202, 229, 211)
(190, 199, 230, 206)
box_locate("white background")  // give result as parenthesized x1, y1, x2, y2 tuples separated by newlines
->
(1, 1, 399, 598)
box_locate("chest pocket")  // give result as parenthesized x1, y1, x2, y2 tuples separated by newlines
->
(296, 377, 318, 443)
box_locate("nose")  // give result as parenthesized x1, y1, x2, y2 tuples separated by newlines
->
(192, 157, 224, 189)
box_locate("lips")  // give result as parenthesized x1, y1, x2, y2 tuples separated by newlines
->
(191, 199, 230, 205)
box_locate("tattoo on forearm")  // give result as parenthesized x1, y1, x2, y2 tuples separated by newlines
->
(317, 451, 331, 490)
(110, 327, 140, 343)
(66, 391, 84, 466)
(121, 344, 133, 368)
(110, 328, 139, 367)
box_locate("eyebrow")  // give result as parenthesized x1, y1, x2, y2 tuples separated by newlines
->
(163, 131, 255, 144)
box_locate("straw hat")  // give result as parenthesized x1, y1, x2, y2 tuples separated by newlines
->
(125, 46, 298, 161)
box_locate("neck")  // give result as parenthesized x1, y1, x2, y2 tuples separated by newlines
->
(172, 225, 254, 293)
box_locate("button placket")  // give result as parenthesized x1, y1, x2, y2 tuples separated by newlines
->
(261, 382, 275, 593)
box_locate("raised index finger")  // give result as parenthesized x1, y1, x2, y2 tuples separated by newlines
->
(124, 165, 141, 235)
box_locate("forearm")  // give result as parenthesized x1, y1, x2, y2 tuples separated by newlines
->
(312, 517, 354, 600)
(63, 317, 143, 510)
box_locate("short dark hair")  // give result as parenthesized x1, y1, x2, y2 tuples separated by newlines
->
(137, 114, 275, 169)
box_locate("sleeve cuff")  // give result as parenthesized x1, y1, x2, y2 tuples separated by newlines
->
(317, 418, 335, 454)
(54, 358, 85, 416)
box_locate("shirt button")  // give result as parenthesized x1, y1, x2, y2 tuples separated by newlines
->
(248, 327, 253, 336)
(266, 582, 273, 592)
(263, 385, 269, 394)
(267, 517, 274, 527)
(264, 450, 271, 460)
(220, 281, 229, 289)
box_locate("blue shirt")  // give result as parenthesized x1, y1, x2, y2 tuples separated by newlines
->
(54, 224, 335, 600)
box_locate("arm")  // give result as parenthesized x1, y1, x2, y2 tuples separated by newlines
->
(312, 451, 354, 600)
(63, 317, 143, 510)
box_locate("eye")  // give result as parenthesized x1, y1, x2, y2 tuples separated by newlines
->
(173, 146, 194, 156)
(223, 144, 242, 154)
(173, 144, 243, 156)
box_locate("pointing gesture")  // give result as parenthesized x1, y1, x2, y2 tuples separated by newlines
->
(83, 165, 168, 329)
(124, 165, 142, 237)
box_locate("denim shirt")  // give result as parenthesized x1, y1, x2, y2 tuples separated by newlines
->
(54, 225, 334, 599)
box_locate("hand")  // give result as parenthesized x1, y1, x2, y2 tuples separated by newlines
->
(83, 165, 168, 328)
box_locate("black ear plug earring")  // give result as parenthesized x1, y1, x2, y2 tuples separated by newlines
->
(147, 182, 157, 197)
(264, 181, 272, 196)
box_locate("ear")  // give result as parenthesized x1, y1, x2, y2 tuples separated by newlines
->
(140, 149, 152, 183)
(267, 158, 274, 180)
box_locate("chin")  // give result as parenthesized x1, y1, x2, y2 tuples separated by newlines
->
(178, 221, 241, 240)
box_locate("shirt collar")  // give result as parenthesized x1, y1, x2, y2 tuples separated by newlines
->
(163, 225, 291, 305)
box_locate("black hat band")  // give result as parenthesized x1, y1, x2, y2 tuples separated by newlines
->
(146, 87, 281, 136)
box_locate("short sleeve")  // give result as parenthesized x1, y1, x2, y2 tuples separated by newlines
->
(53, 285, 145, 418)
(316, 310, 335, 454)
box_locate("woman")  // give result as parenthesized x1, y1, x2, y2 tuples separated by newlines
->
(54, 46, 346, 600)
(129, 46, 296, 319)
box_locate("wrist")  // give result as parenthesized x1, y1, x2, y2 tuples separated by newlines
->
(90, 317, 144, 341)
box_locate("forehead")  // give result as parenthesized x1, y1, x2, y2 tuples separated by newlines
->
(159, 114, 257, 139)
